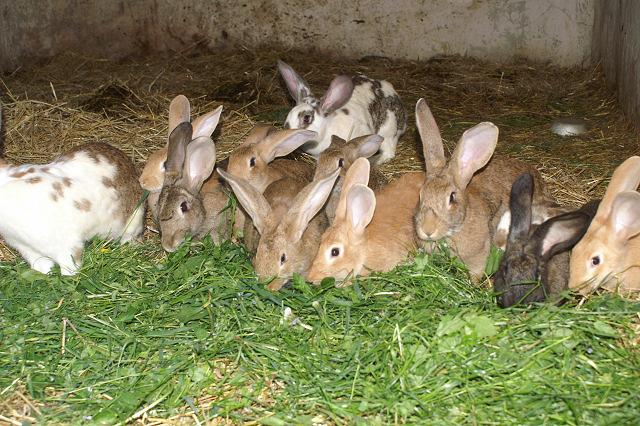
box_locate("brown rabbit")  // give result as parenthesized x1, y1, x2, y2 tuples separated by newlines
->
(569, 156, 640, 295)
(220, 169, 340, 290)
(493, 172, 598, 308)
(413, 98, 555, 280)
(314, 134, 388, 222)
(139, 95, 191, 221)
(218, 168, 340, 291)
(307, 157, 424, 284)
(226, 126, 317, 193)
(157, 120, 232, 251)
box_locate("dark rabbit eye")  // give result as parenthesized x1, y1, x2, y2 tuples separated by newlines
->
(280, 253, 287, 265)
(331, 247, 340, 257)
(591, 256, 601, 266)
(338, 158, 345, 168)
(449, 192, 456, 204)
(162, 161, 167, 170)
(249, 157, 256, 168)
(303, 114, 312, 124)
(180, 201, 189, 213)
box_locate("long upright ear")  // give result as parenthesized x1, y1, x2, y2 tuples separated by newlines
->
(349, 134, 384, 160)
(345, 184, 376, 236)
(334, 157, 371, 221)
(507, 173, 534, 245)
(168, 95, 191, 136)
(319, 75, 354, 115)
(277, 60, 312, 103)
(596, 156, 640, 221)
(416, 98, 445, 174)
(286, 168, 340, 241)
(182, 137, 216, 193)
(257, 129, 317, 162)
(450, 122, 499, 189)
(192, 105, 223, 139)
(217, 169, 272, 235)
(533, 212, 592, 260)
(165, 122, 192, 182)
(609, 191, 640, 243)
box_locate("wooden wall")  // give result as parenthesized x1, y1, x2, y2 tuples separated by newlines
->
(593, 0, 640, 129)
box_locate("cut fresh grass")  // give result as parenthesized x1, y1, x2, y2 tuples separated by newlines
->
(0, 238, 638, 424)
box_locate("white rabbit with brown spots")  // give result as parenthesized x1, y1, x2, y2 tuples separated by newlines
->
(0, 107, 144, 275)
(278, 60, 406, 164)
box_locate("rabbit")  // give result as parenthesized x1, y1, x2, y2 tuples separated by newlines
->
(569, 156, 640, 295)
(0, 125, 145, 275)
(313, 134, 388, 222)
(226, 125, 318, 193)
(493, 172, 598, 308)
(139, 95, 191, 221)
(412, 98, 556, 281)
(156, 119, 233, 252)
(278, 60, 406, 164)
(307, 157, 424, 284)
(218, 167, 340, 291)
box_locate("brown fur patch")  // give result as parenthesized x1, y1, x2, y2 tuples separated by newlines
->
(10, 169, 32, 178)
(26, 177, 42, 184)
(73, 246, 83, 262)
(62, 177, 72, 187)
(52, 181, 65, 198)
(41, 167, 50, 173)
(73, 198, 92, 211)
(102, 177, 116, 188)
(51, 192, 59, 202)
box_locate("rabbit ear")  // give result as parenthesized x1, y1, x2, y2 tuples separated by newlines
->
(508, 173, 534, 245)
(352, 134, 384, 159)
(217, 169, 272, 235)
(320, 75, 354, 115)
(183, 137, 216, 193)
(450, 122, 499, 189)
(346, 184, 376, 236)
(168, 95, 191, 136)
(608, 191, 640, 243)
(287, 168, 340, 241)
(165, 122, 192, 182)
(192, 105, 223, 139)
(334, 157, 371, 221)
(416, 98, 446, 174)
(139, 147, 169, 191)
(241, 124, 276, 148)
(278, 60, 312, 103)
(595, 156, 640, 221)
(533, 212, 592, 260)
(257, 129, 317, 162)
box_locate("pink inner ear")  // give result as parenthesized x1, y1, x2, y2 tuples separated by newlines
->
(347, 185, 375, 233)
(611, 192, 640, 240)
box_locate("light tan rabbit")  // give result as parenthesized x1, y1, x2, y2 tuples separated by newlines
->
(139, 95, 191, 221)
(569, 156, 640, 295)
(307, 157, 424, 283)
(218, 168, 340, 291)
(314, 134, 388, 222)
(226, 126, 318, 193)
(412, 98, 554, 280)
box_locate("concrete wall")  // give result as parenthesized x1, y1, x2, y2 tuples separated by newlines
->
(592, 0, 640, 129)
(1, 0, 594, 73)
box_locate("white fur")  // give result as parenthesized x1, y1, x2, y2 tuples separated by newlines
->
(283, 76, 404, 162)
(0, 152, 144, 275)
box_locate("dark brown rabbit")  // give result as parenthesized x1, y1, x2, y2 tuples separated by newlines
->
(493, 173, 598, 308)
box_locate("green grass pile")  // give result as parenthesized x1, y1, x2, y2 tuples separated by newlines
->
(0, 239, 638, 424)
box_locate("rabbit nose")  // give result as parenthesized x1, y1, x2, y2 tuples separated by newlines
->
(281, 279, 293, 289)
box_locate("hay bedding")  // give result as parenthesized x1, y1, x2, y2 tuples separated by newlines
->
(0, 47, 638, 261)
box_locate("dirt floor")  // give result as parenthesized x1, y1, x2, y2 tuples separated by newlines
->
(0, 46, 638, 260)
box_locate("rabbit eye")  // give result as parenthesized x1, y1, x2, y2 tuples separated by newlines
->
(249, 157, 256, 168)
(590, 256, 601, 267)
(180, 201, 189, 213)
(338, 158, 345, 168)
(162, 161, 167, 171)
(449, 192, 456, 204)
(331, 247, 340, 257)
(303, 114, 313, 125)
(280, 253, 287, 265)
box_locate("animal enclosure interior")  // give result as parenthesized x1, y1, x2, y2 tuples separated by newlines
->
(1, 1, 640, 424)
